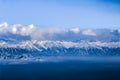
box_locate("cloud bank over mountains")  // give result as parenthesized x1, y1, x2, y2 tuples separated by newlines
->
(0, 22, 120, 42)
(0, 22, 120, 59)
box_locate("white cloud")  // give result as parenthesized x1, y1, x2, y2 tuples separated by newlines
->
(0, 22, 8, 27)
(0, 22, 119, 42)
(0, 22, 9, 33)
(29, 24, 34, 29)
(82, 29, 96, 36)
(12, 27, 17, 34)
(70, 27, 80, 34)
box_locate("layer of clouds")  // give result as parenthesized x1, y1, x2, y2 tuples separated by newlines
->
(0, 22, 120, 42)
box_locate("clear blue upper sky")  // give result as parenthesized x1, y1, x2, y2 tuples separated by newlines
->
(0, 0, 120, 28)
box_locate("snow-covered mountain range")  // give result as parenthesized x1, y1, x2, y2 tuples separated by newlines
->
(0, 22, 120, 59)
(0, 40, 120, 59)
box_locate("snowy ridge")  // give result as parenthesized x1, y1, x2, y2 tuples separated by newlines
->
(0, 40, 120, 49)
(0, 40, 120, 59)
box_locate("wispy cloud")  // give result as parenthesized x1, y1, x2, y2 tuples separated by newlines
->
(82, 29, 96, 36)
(70, 27, 80, 34)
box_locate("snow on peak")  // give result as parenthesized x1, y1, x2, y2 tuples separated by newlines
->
(0, 40, 120, 49)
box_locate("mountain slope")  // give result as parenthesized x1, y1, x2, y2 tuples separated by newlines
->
(0, 40, 120, 59)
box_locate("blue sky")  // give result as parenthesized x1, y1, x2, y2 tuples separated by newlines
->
(0, 0, 120, 28)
